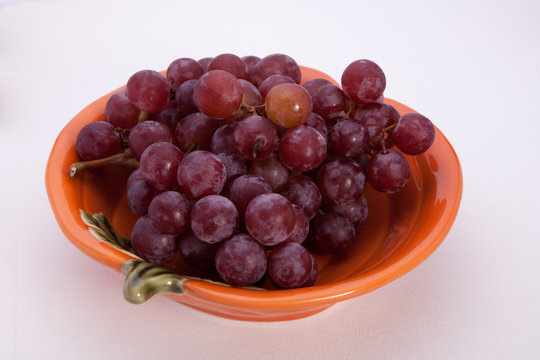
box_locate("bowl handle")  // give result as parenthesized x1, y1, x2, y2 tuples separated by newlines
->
(121, 260, 186, 304)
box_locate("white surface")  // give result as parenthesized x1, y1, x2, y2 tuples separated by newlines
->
(1, 0, 539, 358)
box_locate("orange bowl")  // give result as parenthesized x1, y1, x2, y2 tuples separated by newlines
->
(45, 66, 462, 321)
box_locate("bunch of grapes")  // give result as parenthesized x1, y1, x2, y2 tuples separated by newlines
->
(73, 53, 435, 289)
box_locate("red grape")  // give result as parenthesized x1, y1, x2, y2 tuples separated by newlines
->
(258, 74, 295, 101)
(268, 242, 312, 288)
(225, 174, 272, 219)
(310, 212, 355, 254)
(279, 125, 327, 172)
(329, 118, 370, 157)
(193, 70, 243, 119)
(350, 102, 400, 151)
(278, 175, 322, 220)
(174, 79, 198, 115)
(177, 150, 226, 200)
(76, 121, 121, 161)
(312, 84, 348, 120)
(265, 83, 312, 128)
(174, 112, 220, 152)
(208, 53, 249, 80)
(245, 193, 295, 246)
(178, 231, 219, 270)
(285, 204, 309, 244)
(392, 113, 435, 155)
(248, 153, 289, 191)
(166, 57, 203, 90)
(253, 53, 301, 86)
(233, 115, 277, 160)
(216, 152, 247, 185)
(105, 90, 140, 129)
(131, 216, 178, 265)
(126, 70, 170, 113)
(191, 195, 239, 244)
(140, 142, 184, 192)
(302, 78, 333, 96)
(241, 55, 260, 84)
(147, 191, 191, 236)
(317, 157, 366, 206)
(327, 194, 368, 226)
(341, 59, 386, 105)
(366, 149, 410, 193)
(127, 120, 174, 160)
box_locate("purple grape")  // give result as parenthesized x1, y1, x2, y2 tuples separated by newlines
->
(248, 153, 289, 191)
(241, 55, 260, 84)
(177, 150, 226, 200)
(127, 180, 155, 215)
(245, 193, 296, 246)
(208, 53, 249, 80)
(302, 253, 318, 287)
(253, 53, 301, 86)
(304, 112, 328, 138)
(156, 108, 185, 132)
(174, 79, 198, 115)
(329, 118, 370, 157)
(174, 112, 220, 152)
(210, 123, 238, 154)
(341, 59, 386, 105)
(310, 212, 355, 254)
(327, 194, 368, 225)
(238, 79, 263, 106)
(312, 84, 348, 120)
(131, 216, 178, 265)
(147, 191, 191, 236)
(233, 115, 277, 160)
(317, 157, 366, 206)
(268, 242, 312, 288)
(76, 121, 122, 161)
(286, 204, 309, 244)
(278, 125, 327, 172)
(105, 90, 140, 129)
(198, 57, 213, 73)
(140, 142, 184, 192)
(216, 152, 247, 185)
(302, 78, 333, 96)
(126, 70, 170, 113)
(351, 102, 400, 151)
(178, 231, 219, 270)
(392, 113, 436, 155)
(127, 168, 146, 189)
(366, 149, 410, 193)
(166, 57, 203, 90)
(225, 174, 272, 219)
(193, 70, 243, 119)
(127, 120, 174, 160)
(215, 234, 267, 286)
(191, 195, 239, 244)
(278, 175, 322, 220)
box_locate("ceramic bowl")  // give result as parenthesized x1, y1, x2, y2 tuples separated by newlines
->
(45, 66, 462, 321)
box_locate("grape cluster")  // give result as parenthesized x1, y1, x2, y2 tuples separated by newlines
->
(74, 53, 436, 289)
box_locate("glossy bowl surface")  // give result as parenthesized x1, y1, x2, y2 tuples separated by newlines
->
(46, 66, 462, 321)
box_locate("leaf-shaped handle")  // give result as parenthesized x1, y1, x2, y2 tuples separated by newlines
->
(121, 260, 187, 304)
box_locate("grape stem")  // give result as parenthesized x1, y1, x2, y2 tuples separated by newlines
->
(69, 150, 139, 178)
(374, 123, 397, 154)
(241, 102, 266, 117)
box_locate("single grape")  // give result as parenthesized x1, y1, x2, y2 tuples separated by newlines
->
(126, 70, 170, 113)
(341, 59, 386, 105)
(279, 125, 327, 172)
(310, 212, 355, 254)
(233, 115, 277, 160)
(76, 121, 122, 161)
(350, 102, 400, 151)
(286, 204, 309, 244)
(131, 216, 178, 265)
(268, 242, 312, 289)
(245, 193, 296, 246)
(238, 79, 263, 106)
(208, 53, 249, 80)
(140, 142, 184, 192)
(174, 79, 198, 115)
(105, 90, 140, 129)
(329, 118, 370, 157)
(178, 231, 219, 270)
(302, 78, 333, 96)
(248, 153, 289, 191)
(198, 57, 213, 72)
(127, 168, 146, 189)
(258, 74, 295, 101)
(127, 120, 174, 160)
(304, 112, 328, 138)
(302, 253, 318, 287)
(241, 55, 260, 84)
(252, 53, 301, 86)
(312, 84, 348, 120)
(392, 113, 436, 155)
(191, 195, 239, 244)
(166, 57, 203, 90)
(147, 191, 191, 236)
(224, 174, 272, 219)
(174, 112, 220, 152)
(215, 234, 267, 286)
(317, 157, 366, 206)
(278, 175, 322, 220)
(210, 122, 238, 154)
(326, 194, 368, 226)
(127, 180, 155, 215)
(265, 83, 312, 128)
(193, 70, 243, 120)
(216, 152, 247, 185)
(177, 150, 226, 200)
(366, 149, 410, 193)
(156, 108, 185, 132)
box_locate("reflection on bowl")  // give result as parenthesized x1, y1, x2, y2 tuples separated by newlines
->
(45, 66, 462, 321)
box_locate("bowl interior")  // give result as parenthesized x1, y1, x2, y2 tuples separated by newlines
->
(46, 66, 462, 303)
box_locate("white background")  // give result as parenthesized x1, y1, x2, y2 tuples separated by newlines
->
(1, 0, 539, 358)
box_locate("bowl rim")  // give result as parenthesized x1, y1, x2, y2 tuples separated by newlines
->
(45, 66, 463, 310)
